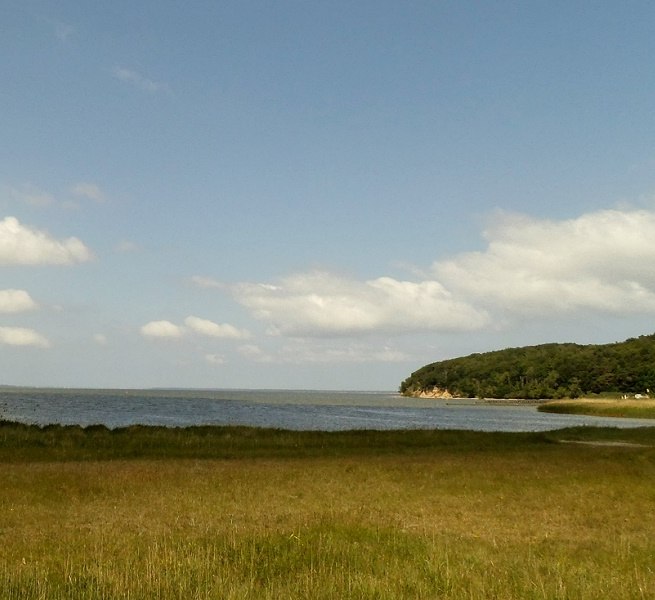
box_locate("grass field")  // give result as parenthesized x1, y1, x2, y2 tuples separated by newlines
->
(539, 398, 655, 419)
(1, 421, 655, 598)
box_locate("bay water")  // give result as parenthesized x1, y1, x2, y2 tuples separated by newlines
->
(0, 388, 652, 432)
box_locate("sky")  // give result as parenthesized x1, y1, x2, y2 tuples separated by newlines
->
(2, 1, 655, 391)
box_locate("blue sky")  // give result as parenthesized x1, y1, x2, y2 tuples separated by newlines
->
(3, 1, 655, 390)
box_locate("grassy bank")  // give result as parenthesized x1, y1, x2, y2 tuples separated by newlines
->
(539, 398, 655, 419)
(1, 422, 655, 598)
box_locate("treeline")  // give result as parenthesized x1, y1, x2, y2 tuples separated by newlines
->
(400, 334, 655, 399)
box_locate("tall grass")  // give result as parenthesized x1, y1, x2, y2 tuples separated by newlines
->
(4, 529, 654, 599)
(1, 422, 654, 598)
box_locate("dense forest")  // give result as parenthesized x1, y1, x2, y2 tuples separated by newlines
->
(400, 334, 655, 399)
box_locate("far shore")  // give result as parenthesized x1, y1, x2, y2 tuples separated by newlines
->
(414, 396, 545, 406)
(407, 393, 655, 418)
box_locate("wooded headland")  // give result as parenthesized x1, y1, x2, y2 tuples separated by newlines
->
(400, 334, 655, 399)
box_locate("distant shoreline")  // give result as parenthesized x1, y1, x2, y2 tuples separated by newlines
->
(427, 398, 544, 406)
(406, 393, 655, 417)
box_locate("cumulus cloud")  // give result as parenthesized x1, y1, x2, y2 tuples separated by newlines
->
(0, 289, 38, 313)
(0, 327, 50, 348)
(140, 320, 185, 338)
(229, 208, 655, 338)
(0, 216, 93, 265)
(112, 66, 167, 93)
(232, 271, 489, 337)
(140, 316, 248, 340)
(434, 208, 655, 315)
(184, 316, 250, 339)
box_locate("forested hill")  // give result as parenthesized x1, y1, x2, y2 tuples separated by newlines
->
(400, 334, 655, 399)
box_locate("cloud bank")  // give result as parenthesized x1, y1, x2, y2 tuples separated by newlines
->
(231, 208, 655, 338)
(233, 272, 489, 337)
(0, 217, 93, 265)
(435, 209, 655, 314)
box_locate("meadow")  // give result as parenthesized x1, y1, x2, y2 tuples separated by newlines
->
(1, 421, 655, 599)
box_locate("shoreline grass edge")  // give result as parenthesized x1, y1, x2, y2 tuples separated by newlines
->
(538, 397, 655, 419)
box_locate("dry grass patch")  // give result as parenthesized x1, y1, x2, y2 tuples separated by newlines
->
(540, 398, 655, 418)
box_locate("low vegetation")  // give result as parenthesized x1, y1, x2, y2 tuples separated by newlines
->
(539, 397, 655, 419)
(1, 421, 655, 598)
(400, 333, 655, 399)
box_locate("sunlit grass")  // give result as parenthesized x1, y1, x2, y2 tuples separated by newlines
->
(1, 422, 655, 598)
(539, 398, 655, 419)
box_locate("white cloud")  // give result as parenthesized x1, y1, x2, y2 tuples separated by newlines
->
(184, 316, 250, 339)
(140, 320, 185, 338)
(190, 275, 223, 289)
(232, 271, 489, 337)
(140, 316, 248, 341)
(434, 208, 655, 315)
(0, 289, 38, 313)
(0, 327, 50, 348)
(112, 66, 167, 93)
(71, 182, 106, 203)
(229, 208, 655, 339)
(0, 216, 93, 265)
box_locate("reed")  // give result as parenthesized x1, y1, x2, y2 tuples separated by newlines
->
(1, 422, 654, 598)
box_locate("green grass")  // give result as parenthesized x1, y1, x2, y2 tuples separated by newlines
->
(0, 419, 557, 462)
(1, 422, 655, 598)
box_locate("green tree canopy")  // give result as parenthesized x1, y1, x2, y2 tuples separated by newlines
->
(400, 334, 655, 399)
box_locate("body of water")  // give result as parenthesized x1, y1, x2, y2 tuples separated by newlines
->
(0, 388, 652, 432)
